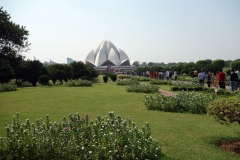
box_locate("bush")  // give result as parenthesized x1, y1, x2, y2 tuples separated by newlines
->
(81, 76, 89, 80)
(65, 79, 92, 87)
(117, 75, 131, 80)
(0, 112, 161, 159)
(0, 83, 17, 92)
(116, 79, 140, 85)
(150, 80, 172, 85)
(207, 97, 240, 125)
(39, 75, 50, 85)
(143, 91, 216, 114)
(110, 74, 117, 82)
(103, 75, 108, 83)
(126, 84, 159, 93)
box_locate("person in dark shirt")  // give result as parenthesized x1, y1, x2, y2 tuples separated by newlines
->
(230, 69, 238, 91)
(206, 71, 212, 87)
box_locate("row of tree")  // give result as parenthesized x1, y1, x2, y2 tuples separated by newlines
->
(133, 59, 236, 68)
(135, 59, 240, 76)
(0, 59, 98, 86)
(0, 7, 98, 86)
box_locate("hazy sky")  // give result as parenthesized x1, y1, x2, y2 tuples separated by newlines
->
(2, 0, 240, 64)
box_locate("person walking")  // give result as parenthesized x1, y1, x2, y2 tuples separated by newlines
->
(206, 71, 212, 87)
(198, 69, 206, 86)
(230, 69, 238, 91)
(174, 71, 178, 81)
(236, 68, 240, 90)
(218, 69, 226, 89)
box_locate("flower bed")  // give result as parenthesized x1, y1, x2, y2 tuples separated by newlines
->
(0, 112, 161, 159)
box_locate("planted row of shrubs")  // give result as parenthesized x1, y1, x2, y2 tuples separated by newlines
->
(150, 80, 172, 85)
(117, 79, 140, 85)
(0, 83, 17, 92)
(65, 80, 92, 87)
(143, 91, 216, 114)
(126, 84, 159, 93)
(0, 112, 161, 159)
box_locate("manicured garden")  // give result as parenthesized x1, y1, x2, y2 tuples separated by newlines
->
(0, 79, 240, 159)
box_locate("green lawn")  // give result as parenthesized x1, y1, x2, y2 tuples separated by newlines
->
(1, 82, 240, 159)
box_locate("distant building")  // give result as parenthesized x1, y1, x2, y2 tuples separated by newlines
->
(43, 59, 57, 66)
(85, 40, 136, 72)
(67, 58, 74, 64)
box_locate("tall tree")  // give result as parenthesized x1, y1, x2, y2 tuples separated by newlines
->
(0, 59, 14, 83)
(0, 7, 30, 82)
(24, 60, 46, 86)
(70, 61, 88, 79)
(212, 59, 225, 69)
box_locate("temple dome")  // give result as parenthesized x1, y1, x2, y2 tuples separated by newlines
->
(85, 40, 130, 67)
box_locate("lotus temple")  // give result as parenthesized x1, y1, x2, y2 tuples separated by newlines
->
(85, 40, 136, 72)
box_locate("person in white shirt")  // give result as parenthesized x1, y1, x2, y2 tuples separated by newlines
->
(174, 71, 177, 81)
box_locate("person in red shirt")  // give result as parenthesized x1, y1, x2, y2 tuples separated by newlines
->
(218, 69, 226, 89)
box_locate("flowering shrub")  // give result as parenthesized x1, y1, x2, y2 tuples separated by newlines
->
(126, 84, 159, 93)
(0, 112, 161, 159)
(116, 79, 140, 85)
(143, 91, 216, 114)
(139, 77, 151, 81)
(0, 83, 17, 92)
(150, 80, 172, 85)
(117, 75, 131, 80)
(171, 81, 203, 91)
(207, 97, 240, 125)
(65, 79, 92, 87)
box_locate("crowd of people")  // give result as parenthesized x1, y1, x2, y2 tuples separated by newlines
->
(140, 70, 178, 81)
(197, 68, 240, 92)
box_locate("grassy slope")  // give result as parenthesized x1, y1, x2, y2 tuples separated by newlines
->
(1, 82, 240, 159)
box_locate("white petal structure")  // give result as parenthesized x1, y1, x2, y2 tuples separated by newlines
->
(85, 40, 130, 67)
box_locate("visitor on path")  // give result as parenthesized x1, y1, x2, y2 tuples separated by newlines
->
(198, 69, 206, 86)
(230, 69, 238, 91)
(163, 71, 166, 80)
(218, 69, 226, 89)
(169, 71, 172, 80)
(166, 71, 169, 80)
(174, 71, 178, 81)
(206, 71, 212, 87)
(236, 68, 240, 89)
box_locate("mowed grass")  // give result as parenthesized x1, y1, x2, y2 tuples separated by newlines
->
(1, 82, 240, 159)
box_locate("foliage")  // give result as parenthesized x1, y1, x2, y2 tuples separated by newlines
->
(117, 75, 131, 80)
(171, 81, 203, 91)
(103, 75, 108, 83)
(230, 60, 240, 70)
(81, 76, 89, 80)
(0, 59, 14, 83)
(109, 74, 117, 82)
(212, 59, 225, 70)
(143, 91, 216, 114)
(139, 76, 151, 81)
(126, 84, 159, 93)
(39, 75, 49, 85)
(207, 97, 240, 125)
(0, 7, 30, 82)
(65, 79, 92, 87)
(70, 61, 93, 80)
(0, 112, 161, 159)
(23, 60, 47, 86)
(117, 79, 140, 85)
(47, 64, 73, 84)
(0, 83, 17, 92)
(150, 80, 172, 85)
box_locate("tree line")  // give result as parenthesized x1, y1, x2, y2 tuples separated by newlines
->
(135, 59, 240, 76)
(0, 7, 98, 85)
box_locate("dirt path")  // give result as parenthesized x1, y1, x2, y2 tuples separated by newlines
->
(158, 89, 176, 96)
